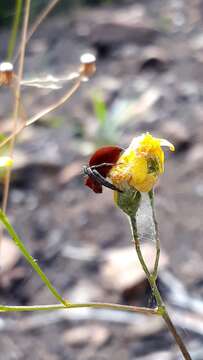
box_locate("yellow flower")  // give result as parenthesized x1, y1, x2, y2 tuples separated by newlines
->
(0, 156, 13, 168)
(109, 133, 174, 192)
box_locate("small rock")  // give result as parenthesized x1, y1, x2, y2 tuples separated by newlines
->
(102, 244, 168, 293)
(0, 237, 21, 273)
(90, 22, 159, 53)
(139, 47, 171, 73)
(190, 33, 203, 51)
(0, 237, 24, 289)
(179, 250, 203, 285)
(63, 324, 110, 348)
(127, 316, 164, 338)
(70, 279, 103, 303)
(92, 21, 159, 45)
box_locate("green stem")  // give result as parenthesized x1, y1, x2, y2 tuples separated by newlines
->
(129, 216, 150, 278)
(0, 209, 69, 307)
(7, 0, 23, 61)
(129, 215, 192, 360)
(0, 302, 158, 315)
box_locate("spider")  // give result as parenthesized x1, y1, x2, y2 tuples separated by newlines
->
(83, 146, 123, 193)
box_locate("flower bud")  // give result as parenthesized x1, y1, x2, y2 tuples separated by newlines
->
(109, 133, 174, 193)
(115, 188, 141, 217)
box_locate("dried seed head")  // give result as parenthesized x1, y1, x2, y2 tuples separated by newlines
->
(0, 62, 14, 85)
(80, 53, 96, 78)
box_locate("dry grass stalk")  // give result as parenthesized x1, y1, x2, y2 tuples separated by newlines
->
(2, 0, 31, 213)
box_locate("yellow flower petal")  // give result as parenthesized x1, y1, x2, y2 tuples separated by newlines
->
(0, 156, 13, 168)
(159, 139, 175, 151)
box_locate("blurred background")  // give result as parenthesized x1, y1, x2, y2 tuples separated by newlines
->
(0, 0, 203, 359)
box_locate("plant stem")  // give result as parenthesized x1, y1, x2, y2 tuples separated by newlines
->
(2, 0, 31, 213)
(0, 209, 69, 307)
(7, 0, 23, 61)
(129, 216, 150, 278)
(162, 311, 193, 360)
(0, 302, 158, 314)
(129, 215, 192, 360)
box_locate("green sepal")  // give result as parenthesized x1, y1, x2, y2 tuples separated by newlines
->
(115, 188, 141, 217)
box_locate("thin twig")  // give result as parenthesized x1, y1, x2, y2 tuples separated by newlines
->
(2, 0, 31, 213)
(13, 0, 61, 64)
(0, 302, 158, 315)
(10, 80, 28, 127)
(7, 0, 23, 61)
(0, 124, 24, 150)
(162, 312, 192, 360)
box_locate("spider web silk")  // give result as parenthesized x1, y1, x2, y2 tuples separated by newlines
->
(136, 193, 156, 243)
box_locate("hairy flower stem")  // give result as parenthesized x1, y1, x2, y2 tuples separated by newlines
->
(129, 215, 192, 360)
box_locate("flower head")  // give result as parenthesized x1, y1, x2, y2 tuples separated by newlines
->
(109, 133, 174, 192)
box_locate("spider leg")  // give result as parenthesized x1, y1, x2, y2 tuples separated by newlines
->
(90, 162, 116, 169)
(83, 164, 123, 193)
(91, 169, 123, 192)
(83, 163, 115, 176)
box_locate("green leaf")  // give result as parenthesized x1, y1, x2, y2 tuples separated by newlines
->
(92, 93, 107, 125)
